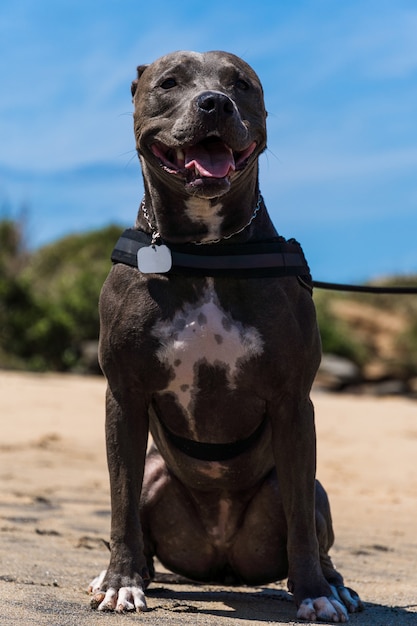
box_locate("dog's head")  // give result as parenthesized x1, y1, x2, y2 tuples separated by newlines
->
(132, 51, 267, 202)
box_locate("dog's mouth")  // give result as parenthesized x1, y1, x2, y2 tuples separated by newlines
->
(150, 138, 257, 183)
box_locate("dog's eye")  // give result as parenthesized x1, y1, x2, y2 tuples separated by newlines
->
(160, 78, 177, 89)
(235, 78, 250, 91)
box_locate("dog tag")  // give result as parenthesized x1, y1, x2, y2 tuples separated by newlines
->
(137, 244, 172, 273)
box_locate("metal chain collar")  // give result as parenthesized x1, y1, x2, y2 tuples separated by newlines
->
(140, 192, 263, 246)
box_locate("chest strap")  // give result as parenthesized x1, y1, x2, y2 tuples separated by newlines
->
(111, 228, 312, 283)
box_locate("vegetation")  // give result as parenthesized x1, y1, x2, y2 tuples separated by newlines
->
(313, 291, 370, 367)
(0, 219, 121, 371)
(0, 217, 416, 381)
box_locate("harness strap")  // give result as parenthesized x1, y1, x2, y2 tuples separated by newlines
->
(157, 414, 268, 462)
(111, 229, 312, 282)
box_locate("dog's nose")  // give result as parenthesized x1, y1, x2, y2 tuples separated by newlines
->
(197, 91, 234, 115)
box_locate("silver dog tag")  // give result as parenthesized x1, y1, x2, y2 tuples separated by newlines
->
(137, 244, 172, 273)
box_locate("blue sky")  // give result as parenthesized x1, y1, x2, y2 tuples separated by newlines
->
(1, 0, 417, 282)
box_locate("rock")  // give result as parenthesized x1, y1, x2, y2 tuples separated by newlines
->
(364, 379, 409, 397)
(316, 354, 361, 390)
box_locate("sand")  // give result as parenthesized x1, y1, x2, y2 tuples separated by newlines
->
(0, 370, 416, 625)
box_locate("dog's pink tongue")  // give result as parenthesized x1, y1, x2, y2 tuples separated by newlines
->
(185, 141, 235, 178)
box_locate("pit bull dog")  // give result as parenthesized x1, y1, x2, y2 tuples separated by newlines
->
(89, 50, 362, 622)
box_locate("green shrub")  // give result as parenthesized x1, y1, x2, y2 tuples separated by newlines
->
(0, 220, 122, 371)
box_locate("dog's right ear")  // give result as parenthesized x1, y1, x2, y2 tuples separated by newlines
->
(131, 64, 149, 98)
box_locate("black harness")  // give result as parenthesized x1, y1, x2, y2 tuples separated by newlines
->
(111, 228, 312, 283)
(111, 229, 312, 461)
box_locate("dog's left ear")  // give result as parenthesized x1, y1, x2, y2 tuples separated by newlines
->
(131, 64, 149, 98)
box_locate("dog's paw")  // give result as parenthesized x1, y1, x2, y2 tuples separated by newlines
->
(92, 586, 147, 613)
(88, 569, 147, 613)
(331, 585, 363, 614)
(297, 596, 349, 622)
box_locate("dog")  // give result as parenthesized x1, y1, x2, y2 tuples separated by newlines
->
(89, 50, 362, 622)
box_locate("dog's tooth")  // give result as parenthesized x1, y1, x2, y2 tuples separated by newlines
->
(176, 149, 185, 167)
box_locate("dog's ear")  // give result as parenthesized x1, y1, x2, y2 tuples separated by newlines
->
(131, 64, 149, 98)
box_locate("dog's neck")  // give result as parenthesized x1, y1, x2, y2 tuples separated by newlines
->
(136, 162, 277, 245)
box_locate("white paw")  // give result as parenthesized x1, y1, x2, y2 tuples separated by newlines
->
(88, 569, 147, 613)
(88, 569, 107, 594)
(97, 586, 147, 612)
(297, 596, 349, 622)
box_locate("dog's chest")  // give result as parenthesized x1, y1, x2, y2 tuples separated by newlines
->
(152, 282, 263, 418)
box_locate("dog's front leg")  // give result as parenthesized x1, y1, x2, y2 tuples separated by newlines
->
(90, 386, 149, 613)
(271, 396, 349, 623)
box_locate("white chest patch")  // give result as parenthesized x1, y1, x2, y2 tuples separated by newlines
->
(152, 282, 263, 433)
(184, 197, 223, 241)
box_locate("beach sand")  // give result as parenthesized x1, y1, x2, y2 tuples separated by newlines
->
(0, 371, 416, 625)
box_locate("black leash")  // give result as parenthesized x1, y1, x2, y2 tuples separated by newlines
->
(313, 281, 417, 295)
